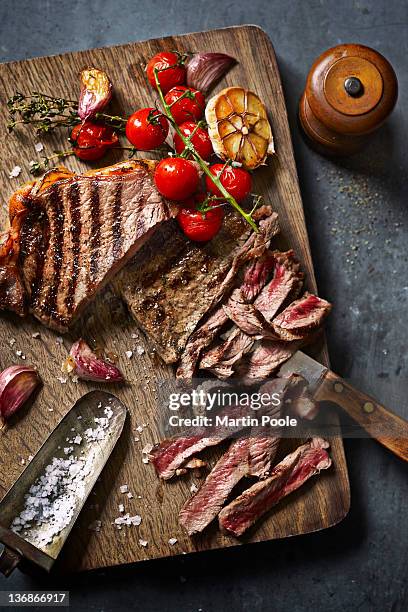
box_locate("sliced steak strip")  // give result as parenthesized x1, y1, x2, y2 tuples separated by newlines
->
(272, 292, 332, 340)
(178, 378, 288, 534)
(150, 435, 226, 480)
(200, 250, 303, 379)
(223, 291, 331, 342)
(179, 435, 281, 535)
(218, 438, 332, 537)
(236, 340, 302, 384)
(175, 251, 276, 379)
(222, 294, 279, 339)
(179, 437, 253, 535)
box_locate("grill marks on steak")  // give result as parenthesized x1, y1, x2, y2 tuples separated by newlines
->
(5, 161, 175, 330)
(218, 438, 332, 536)
(115, 209, 279, 364)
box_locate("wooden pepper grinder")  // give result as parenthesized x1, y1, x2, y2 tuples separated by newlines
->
(299, 43, 398, 155)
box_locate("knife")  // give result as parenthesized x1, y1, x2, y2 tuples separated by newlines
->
(278, 351, 408, 462)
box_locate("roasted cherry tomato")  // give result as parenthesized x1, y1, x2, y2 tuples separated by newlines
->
(173, 122, 213, 161)
(205, 164, 252, 202)
(164, 86, 205, 125)
(154, 157, 199, 201)
(146, 51, 186, 93)
(71, 122, 118, 161)
(125, 108, 169, 150)
(177, 193, 224, 242)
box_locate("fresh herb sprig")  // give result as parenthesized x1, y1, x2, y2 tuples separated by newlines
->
(7, 92, 80, 135)
(153, 69, 258, 232)
(7, 92, 128, 135)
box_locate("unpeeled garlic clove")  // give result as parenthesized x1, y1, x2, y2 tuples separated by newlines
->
(65, 339, 124, 383)
(186, 52, 237, 94)
(78, 67, 112, 121)
(0, 365, 41, 424)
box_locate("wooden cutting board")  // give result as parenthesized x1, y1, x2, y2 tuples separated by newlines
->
(0, 25, 350, 573)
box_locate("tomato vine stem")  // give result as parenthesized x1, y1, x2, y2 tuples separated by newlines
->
(153, 69, 258, 232)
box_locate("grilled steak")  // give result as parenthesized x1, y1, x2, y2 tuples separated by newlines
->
(150, 392, 270, 480)
(114, 209, 279, 364)
(200, 250, 303, 378)
(178, 378, 287, 534)
(0, 161, 177, 331)
(175, 251, 276, 379)
(218, 438, 332, 536)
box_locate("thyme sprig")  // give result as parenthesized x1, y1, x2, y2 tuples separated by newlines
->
(7, 92, 128, 135)
(153, 68, 258, 232)
(7, 92, 80, 134)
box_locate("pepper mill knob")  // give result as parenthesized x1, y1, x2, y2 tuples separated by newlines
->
(299, 43, 398, 155)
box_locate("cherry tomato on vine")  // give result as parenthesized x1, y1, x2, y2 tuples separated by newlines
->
(173, 122, 213, 161)
(154, 157, 199, 201)
(146, 51, 186, 93)
(125, 108, 169, 151)
(205, 164, 252, 202)
(177, 192, 224, 242)
(71, 122, 118, 161)
(164, 86, 205, 125)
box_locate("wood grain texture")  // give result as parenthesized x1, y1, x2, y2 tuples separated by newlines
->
(0, 25, 350, 573)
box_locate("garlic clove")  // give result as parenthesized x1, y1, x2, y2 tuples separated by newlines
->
(186, 53, 237, 94)
(0, 365, 41, 424)
(65, 339, 124, 383)
(78, 67, 112, 121)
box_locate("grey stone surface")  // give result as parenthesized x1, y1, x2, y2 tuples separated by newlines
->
(0, 1, 407, 610)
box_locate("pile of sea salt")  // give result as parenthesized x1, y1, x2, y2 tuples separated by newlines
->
(11, 406, 114, 550)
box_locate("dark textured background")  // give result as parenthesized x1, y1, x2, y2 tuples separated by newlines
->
(0, 1, 407, 610)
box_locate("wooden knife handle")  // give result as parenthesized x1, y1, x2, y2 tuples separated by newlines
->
(315, 370, 408, 462)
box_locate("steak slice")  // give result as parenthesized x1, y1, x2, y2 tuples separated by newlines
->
(0, 161, 176, 331)
(222, 293, 279, 339)
(236, 340, 302, 384)
(200, 250, 303, 378)
(179, 437, 254, 535)
(178, 378, 287, 534)
(150, 435, 226, 481)
(115, 209, 279, 364)
(175, 251, 276, 379)
(272, 292, 332, 340)
(218, 438, 332, 536)
(179, 435, 281, 535)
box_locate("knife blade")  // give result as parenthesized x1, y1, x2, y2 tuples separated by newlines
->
(277, 351, 408, 462)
